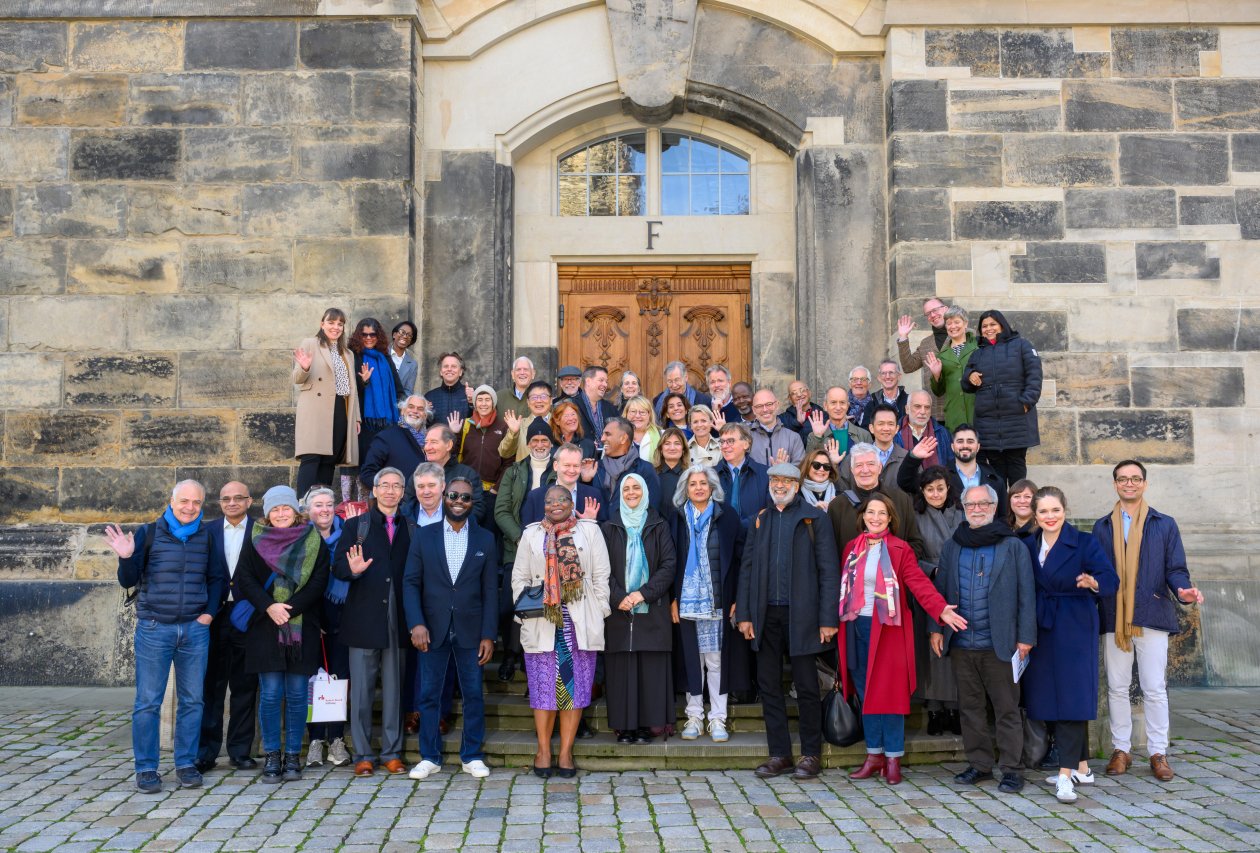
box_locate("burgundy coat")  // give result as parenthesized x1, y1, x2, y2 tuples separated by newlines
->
(837, 534, 949, 715)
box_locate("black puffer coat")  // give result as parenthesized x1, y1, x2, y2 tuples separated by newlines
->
(962, 309, 1042, 451)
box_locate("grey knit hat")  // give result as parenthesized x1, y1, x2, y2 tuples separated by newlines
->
(262, 485, 300, 517)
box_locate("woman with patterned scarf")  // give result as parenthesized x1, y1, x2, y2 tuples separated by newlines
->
(513, 486, 611, 778)
(236, 486, 330, 784)
(837, 493, 967, 785)
(601, 474, 677, 745)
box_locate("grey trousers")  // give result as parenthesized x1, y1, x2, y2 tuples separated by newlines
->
(349, 644, 405, 763)
(951, 647, 1024, 775)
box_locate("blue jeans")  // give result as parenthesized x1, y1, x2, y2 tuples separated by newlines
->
(419, 640, 485, 764)
(852, 615, 906, 758)
(258, 672, 309, 754)
(133, 619, 210, 773)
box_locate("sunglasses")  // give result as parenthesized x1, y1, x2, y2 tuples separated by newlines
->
(444, 491, 474, 503)
(809, 461, 831, 472)
(361, 332, 378, 338)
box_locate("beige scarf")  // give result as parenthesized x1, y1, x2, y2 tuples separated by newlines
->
(1110, 499, 1148, 651)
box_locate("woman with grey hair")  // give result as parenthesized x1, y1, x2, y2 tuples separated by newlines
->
(670, 465, 747, 742)
(925, 305, 978, 432)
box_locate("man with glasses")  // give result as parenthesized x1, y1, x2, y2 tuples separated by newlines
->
(422, 423, 487, 524)
(197, 482, 258, 773)
(500, 380, 556, 461)
(847, 366, 873, 427)
(360, 394, 430, 499)
(897, 298, 951, 418)
(405, 476, 499, 781)
(749, 389, 804, 466)
(933, 484, 1036, 794)
(334, 467, 414, 778)
(1092, 460, 1203, 782)
(860, 360, 909, 427)
(716, 423, 769, 530)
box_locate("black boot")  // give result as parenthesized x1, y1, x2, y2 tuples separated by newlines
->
(926, 711, 945, 736)
(282, 752, 303, 782)
(947, 709, 962, 735)
(1039, 737, 1059, 771)
(497, 653, 517, 683)
(262, 751, 282, 784)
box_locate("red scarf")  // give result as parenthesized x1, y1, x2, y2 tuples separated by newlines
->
(471, 408, 498, 429)
(899, 418, 941, 468)
(839, 530, 901, 626)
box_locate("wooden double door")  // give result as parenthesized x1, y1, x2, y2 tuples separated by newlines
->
(558, 264, 751, 400)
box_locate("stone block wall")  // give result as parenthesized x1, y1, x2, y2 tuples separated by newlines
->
(887, 25, 1260, 685)
(0, 17, 415, 681)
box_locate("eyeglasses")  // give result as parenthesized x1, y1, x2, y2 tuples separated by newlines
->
(878, 371, 899, 377)
(718, 438, 740, 446)
(1114, 476, 1145, 485)
(361, 332, 378, 338)
(444, 491, 474, 503)
(850, 377, 869, 383)
(962, 500, 996, 509)
(528, 393, 551, 401)
(809, 461, 831, 472)
(220, 495, 250, 503)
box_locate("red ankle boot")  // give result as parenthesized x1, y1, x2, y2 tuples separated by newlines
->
(849, 754, 886, 779)
(883, 756, 903, 784)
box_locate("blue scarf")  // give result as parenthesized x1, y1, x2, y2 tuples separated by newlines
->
(361, 348, 397, 422)
(162, 507, 202, 542)
(319, 517, 350, 604)
(681, 501, 723, 652)
(619, 473, 650, 615)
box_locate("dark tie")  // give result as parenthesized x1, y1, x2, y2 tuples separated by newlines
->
(731, 466, 741, 515)
(385, 514, 395, 544)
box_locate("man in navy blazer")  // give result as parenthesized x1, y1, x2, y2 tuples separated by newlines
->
(403, 475, 499, 780)
(714, 423, 770, 529)
(360, 395, 429, 498)
(197, 482, 258, 772)
(520, 443, 607, 525)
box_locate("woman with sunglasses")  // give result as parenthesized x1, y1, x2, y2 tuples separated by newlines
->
(348, 317, 405, 467)
(293, 308, 361, 496)
(798, 450, 838, 511)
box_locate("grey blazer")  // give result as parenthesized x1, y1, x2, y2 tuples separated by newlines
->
(934, 536, 1037, 661)
(394, 350, 418, 396)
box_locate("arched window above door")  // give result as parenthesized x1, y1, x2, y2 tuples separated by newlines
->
(556, 129, 750, 217)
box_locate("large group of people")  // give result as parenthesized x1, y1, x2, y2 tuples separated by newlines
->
(108, 297, 1202, 807)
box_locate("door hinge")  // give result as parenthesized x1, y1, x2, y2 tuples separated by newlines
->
(559, 304, 565, 328)
(744, 303, 751, 328)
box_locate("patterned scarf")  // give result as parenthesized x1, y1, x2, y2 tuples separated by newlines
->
(251, 523, 323, 660)
(839, 530, 901, 626)
(541, 515, 582, 628)
(899, 419, 941, 468)
(681, 501, 722, 653)
(619, 474, 650, 615)
(1111, 499, 1149, 651)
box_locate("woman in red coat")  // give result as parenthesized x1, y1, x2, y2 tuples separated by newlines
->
(838, 493, 968, 784)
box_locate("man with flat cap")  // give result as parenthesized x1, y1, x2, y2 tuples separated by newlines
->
(736, 462, 840, 781)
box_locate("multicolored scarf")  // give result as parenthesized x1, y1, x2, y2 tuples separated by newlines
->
(619, 474, 650, 615)
(541, 515, 582, 628)
(251, 523, 323, 660)
(839, 531, 901, 626)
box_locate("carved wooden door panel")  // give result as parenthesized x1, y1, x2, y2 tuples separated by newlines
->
(558, 264, 750, 400)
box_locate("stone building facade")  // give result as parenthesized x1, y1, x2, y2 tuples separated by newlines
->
(0, 0, 1256, 688)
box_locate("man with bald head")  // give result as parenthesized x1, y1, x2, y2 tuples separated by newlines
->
(802, 386, 872, 461)
(107, 479, 222, 794)
(198, 482, 259, 773)
(748, 388, 805, 466)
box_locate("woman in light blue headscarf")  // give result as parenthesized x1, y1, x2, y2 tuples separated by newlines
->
(600, 473, 677, 744)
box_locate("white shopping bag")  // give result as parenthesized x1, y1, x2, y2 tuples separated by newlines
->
(307, 668, 348, 723)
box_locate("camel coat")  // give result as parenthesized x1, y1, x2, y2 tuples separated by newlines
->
(292, 337, 361, 464)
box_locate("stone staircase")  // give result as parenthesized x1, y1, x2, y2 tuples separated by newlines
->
(436, 656, 967, 770)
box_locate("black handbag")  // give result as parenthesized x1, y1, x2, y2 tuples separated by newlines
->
(822, 682, 864, 747)
(514, 583, 546, 620)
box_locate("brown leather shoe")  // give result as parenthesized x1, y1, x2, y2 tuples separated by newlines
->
(1105, 749, 1132, 776)
(404, 711, 420, 734)
(754, 756, 795, 778)
(439, 716, 451, 736)
(883, 756, 903, 785)
(382, 759, 407, 774)
(792, 755, 821, 779)
(849, 753, 887, 780)
(1150, 753, 1174, 781)
(353, 760, 374, 777)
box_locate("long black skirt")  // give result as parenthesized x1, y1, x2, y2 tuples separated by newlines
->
(604, 651, 674, 732)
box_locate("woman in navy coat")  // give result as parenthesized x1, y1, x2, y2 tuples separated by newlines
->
(962, 309, 1042, 486)
(1022, 486, 1118, 804)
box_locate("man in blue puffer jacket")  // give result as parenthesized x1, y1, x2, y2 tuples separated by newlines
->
(107, 479, 222, 795)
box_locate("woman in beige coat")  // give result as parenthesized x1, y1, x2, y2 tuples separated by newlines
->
(293, 308, 362, 496)
(512, 486, 611, 779)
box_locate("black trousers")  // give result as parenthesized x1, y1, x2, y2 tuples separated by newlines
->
(979, 447, 1028, 487)
(199, 601, 258, 763)
(756, 606, 822, 759)
(951, 647, 1024, 774)
(297, 395, 349, 497)
(1053, 720, 1091, 769)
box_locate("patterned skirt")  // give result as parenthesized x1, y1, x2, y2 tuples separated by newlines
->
(524, 605, 597, 712)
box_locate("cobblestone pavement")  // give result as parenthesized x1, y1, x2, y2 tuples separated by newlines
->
(1, 691, 1258, 852)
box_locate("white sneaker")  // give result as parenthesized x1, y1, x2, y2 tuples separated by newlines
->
(1045, 770, 1094, 786)
(305, 739, 325, 767)
(708, 719, 729, 743)
(462, 760, 491, 779)
(409, 760, 441, 780)
(681, 716, 703, 740)
(1056, 775, 1077, 803)
(327, 738, 351, 767)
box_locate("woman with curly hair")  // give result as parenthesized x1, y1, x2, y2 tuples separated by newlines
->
(348, 317, 405, 465)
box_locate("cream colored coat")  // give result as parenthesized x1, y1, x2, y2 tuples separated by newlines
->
(292, 337, 361, 464)
(512, 520, 611, 653)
